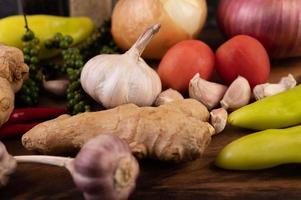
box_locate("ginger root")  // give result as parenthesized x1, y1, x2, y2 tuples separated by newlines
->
(22, 99, 214, 162)
(0, 77, 14, 126)
(0, 44, 29, 92)
(0, 45, 29, 126)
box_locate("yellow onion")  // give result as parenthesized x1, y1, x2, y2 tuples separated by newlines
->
(217, 0, 301, 59)
(112, 0, 207, 59)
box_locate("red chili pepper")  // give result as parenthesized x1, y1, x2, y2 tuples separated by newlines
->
(0, 122, 39, 138)
(7, 107, 66, 124)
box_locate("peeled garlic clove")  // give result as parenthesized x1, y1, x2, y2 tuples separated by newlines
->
(189, 73, 228, 110)
(220, 76, 251, 110)
(263, 84, 287, 97)
(154, 88, 184, 106)
(0, 142, 17, 187)
(253, 74, 297, 100)
(210, 108, 228, 135)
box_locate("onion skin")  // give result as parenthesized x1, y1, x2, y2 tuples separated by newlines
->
(112, 0, 207, 59)
(217, 0, 301, 59)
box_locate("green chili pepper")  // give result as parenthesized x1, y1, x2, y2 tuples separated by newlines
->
(228, 85, 301, 130)
(0, 15, 94, 59)
(215, 125, 301, 170)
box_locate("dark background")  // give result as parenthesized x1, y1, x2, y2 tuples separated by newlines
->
(0, 0, 219, 26)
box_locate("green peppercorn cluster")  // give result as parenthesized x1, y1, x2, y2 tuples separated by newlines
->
(62, 48, 84, 73)
(16, 30, 42, 107)
(17, 20, 120, 114)
(44, 33, 91, 114)
(63, 49, 91, 114)
(45, 33, 73, 50)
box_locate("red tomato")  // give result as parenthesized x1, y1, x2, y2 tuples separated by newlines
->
(215, 35, 270, 88)
(158, 40, 215, 93)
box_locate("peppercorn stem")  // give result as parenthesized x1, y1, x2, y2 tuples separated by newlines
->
(20, 0, 30, 32)
(14, 155, 73, 168)
(23, 14, 30, 32)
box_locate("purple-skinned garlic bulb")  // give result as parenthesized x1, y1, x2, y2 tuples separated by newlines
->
(68, 134, 139, 200)
(0, 141, 17, 187)
(15, 134, 139, 200)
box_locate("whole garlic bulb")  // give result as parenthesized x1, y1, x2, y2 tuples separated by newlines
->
(14, 134, 140, 200)
(81, 24, 162, 108)
(69, 134, 139, 200)
(0, 141, 17, 187)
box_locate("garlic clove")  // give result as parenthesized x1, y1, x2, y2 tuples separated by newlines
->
(154, 88, 184, 106)
(189, 73, 228, 110)
(220, 76, 251, 110)
(210, 108, 228, 135)
(262, 84, 287, 97)
(253, 74, 297, 100)
(43, 78, 69, 96)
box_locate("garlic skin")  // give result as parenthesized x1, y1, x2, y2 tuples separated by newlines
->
(210, 108, 228, 135)
(155, 88, 184, 106)
(0, 141, 17, 187)
(189, 73, 228, 110)
(253, 74, 296, 100)
(220, 76, 251, 110)
(81, 24, 162, 108)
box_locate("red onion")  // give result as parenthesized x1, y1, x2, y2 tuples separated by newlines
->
(217, 0, 301, 59)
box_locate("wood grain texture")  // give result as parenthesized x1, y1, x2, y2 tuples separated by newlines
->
(1, 43, 301, 200)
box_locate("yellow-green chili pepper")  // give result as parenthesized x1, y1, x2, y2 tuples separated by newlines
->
(228, 85, 301, 130)
(215, 125, 301, 170)
(0, 15, 94, 59)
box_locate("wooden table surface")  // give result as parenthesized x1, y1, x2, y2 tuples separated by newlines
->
(1, 35, 301, 199)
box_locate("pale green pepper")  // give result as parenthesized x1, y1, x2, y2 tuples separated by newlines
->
(0, 15, 94, 59)
(215, 125, 301, 170)
(228, 85, 301, 130)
